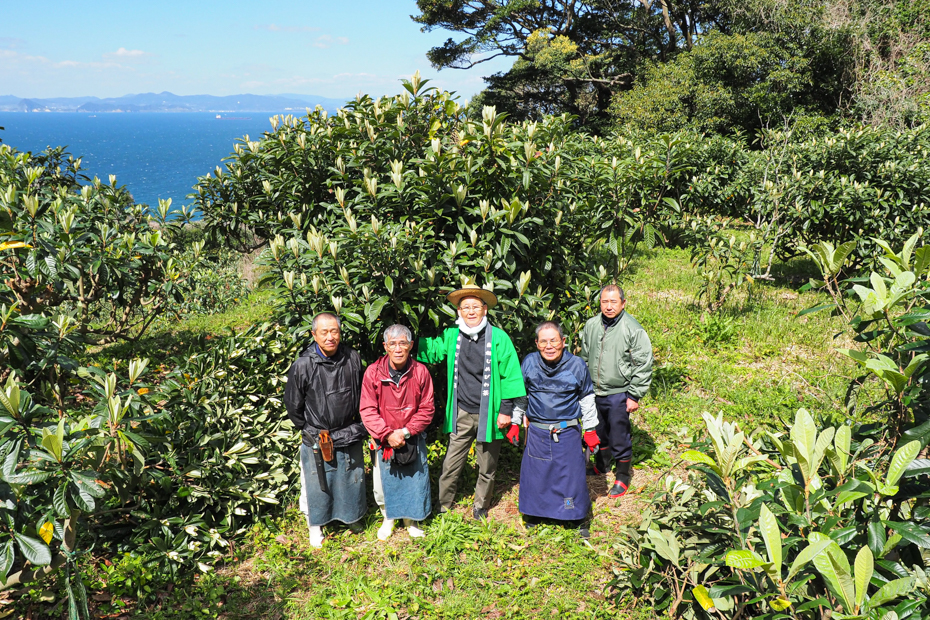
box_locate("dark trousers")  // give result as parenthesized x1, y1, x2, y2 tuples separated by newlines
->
(594, 393, 631, 471)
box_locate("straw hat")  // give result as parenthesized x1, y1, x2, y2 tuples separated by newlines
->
(446, 284, 498, 308)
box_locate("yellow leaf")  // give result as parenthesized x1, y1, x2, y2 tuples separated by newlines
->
(137, 387, 150, 395)
(39, 521, 54, 544)
(770, 597, 792, 611)
(0, 241, 33, 250)
(692, 585, 716, 612)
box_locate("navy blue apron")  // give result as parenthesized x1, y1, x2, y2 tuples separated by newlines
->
(518, 424, 591, 520)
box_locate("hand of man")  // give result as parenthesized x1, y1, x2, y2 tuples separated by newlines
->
(497, 413, 512, 430)
(626, 398, 640, 413)
(387, 429, 406, 448)
(583, 430, 600, 451)
(382, 446, 394, 462)
(506, 424, 520, 446)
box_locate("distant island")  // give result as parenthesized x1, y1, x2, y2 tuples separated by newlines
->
(0, 92, 348, 113)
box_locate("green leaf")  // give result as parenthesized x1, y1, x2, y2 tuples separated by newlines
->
(71, 485, 95, 512)
(53, 482, 71, 518)
(834, 425, 851, 473)
(880, 533, 902, 558)
(365, 296, 389, 326)
(759, 504, 782, 576)
(646, 527, 680, 568)
(886, 440, 920, 486)
(384, 275, 394, 295)
(790, 409, 816, 473)
(13, 532, 52, 566)
(0, 540, 13, 585)
(787, 537, 833, 580)
(813, 542, 854, 612)
(854, 546, 873, 612)
(831, 241, 857, 274)
(904, 458, 930, 477)
(868, 577, 915, 609)
(725, 549, 767, 569)
(885, 521, 930, 548)
(838, 348, 869, 364)
(5, 469, 52, 485)
(680, 450, 717, 468)
(914, 246, 930, 276)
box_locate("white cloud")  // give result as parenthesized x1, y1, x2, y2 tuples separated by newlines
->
(0, 49, 49, 63)
(255, 24, 319, 33)
(337, 37, 349, 45)
(104, 47, 149, 59)
(313, 35, 332, 49)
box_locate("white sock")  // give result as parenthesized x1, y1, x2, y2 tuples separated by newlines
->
(404, 519, 425, 538)
(308, 525, 324, 548)
(377, 518, 395, 541)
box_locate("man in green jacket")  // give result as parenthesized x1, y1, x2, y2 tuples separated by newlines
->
(417, 284, 527, 519)
(579, 284, 653, 498)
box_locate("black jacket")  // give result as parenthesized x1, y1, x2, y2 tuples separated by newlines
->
(284, 342, 366, 447)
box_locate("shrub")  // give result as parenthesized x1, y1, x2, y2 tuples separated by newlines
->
(193, 73, 596, 355)
(614, 408, 930, 618)
(0, 145, 203, 404)
(803, 232, 930, 429)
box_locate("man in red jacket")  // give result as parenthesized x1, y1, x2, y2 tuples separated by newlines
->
(360, 324, 435, 540)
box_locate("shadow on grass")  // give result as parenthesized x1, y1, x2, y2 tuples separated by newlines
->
(767, 255, 821, 285)
(651, 363, 689, 398)
(83, 328, 215, 370)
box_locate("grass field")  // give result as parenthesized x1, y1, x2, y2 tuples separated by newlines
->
(78, 247, 865, 620)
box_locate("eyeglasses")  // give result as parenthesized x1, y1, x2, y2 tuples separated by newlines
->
(459, 305, 484, 312)
(386, 341, 412, 350)
(537, 338, 564, 347)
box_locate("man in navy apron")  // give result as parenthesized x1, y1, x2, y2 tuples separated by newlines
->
(513, 321, 599, 537)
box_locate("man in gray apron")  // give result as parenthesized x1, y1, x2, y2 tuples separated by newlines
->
(284, 312, 367, 548)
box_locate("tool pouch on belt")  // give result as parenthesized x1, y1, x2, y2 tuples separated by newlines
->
(319, 430, 334, 462)
(391, 437, 418, 466)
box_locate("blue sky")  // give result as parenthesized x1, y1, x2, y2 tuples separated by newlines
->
(0, 0, 513, 100)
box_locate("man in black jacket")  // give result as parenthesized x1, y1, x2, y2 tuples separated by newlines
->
(284, 312, 367, 548)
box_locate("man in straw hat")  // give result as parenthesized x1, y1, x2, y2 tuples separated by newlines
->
(417, 284, 527, 520)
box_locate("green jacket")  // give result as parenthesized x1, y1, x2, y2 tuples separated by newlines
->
(579, 312, 654, 400)
(417, 325, 526, 442)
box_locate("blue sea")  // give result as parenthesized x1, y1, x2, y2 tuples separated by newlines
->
(0, 112, 278, 211)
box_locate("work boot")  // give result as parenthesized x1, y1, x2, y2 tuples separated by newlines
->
(377, 518, 395, 541)
(308, 525, 324, 548)
(404, 519, 425, 538)
(523, 514, 541, 530)
(472, 506, 488, 521)
(609, 460, 632, 499)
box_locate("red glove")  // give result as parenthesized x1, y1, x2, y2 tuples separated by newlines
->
(583, 430, 600, 451)
(506, 424, 521, 446)
(382, 447, 393, 462)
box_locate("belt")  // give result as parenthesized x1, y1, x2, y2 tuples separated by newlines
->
(528, 418, 579, 443)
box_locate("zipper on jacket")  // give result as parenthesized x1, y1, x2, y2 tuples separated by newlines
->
(595, 323, 608, 391)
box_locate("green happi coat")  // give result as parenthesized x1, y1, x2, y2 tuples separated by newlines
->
(417, 325, 527, 443)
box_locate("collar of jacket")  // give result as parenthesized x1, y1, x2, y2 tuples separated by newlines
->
(372, 354, 413, 383)
(305, 342, 343, 363)
(536, 349, 573, 376)
(601, 310, 625, 329)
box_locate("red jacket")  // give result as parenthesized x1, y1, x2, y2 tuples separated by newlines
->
(359, 356, 435, 443)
